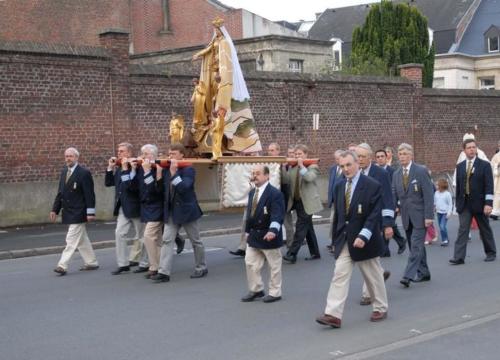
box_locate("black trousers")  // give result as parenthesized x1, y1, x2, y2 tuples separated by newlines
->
(287, 199, 320, 257)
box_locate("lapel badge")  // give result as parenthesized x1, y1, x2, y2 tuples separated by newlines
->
(414, 183, 418, 192)
(357, 204, 362, 214)
(263, 206, 268, 214)
(73, 182, 77, 190)
(471, 167, 475, 174)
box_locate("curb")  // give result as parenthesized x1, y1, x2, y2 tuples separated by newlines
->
(0, 218, 331, 260)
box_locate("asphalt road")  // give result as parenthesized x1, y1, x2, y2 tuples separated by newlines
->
(1, 218, 500, 360)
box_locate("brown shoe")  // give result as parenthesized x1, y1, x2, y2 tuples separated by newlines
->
(359, 297, 372, 306)
(79, 264, 99, 271)
(316, 314, 341, 328)
(144, 270, 158, 279)
(370, 311, 388, 322)
(53, 266, 67, 276)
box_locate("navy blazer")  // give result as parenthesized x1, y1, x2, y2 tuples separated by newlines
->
(52, 164, 95, 224)
(456, 157, 494, 214)
(382, 165, 395, 181)
(327, 165, 344, 208)
(136, 167, 164, 222)
(245, 183, 285, 249)
(105, 168, 141, 218)
(160, 166, 203, 225)
(332, 174, 384, 261)
(367, 163, 395, 228)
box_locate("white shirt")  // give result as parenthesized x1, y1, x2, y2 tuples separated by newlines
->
(67, 163, 78, 175)
(362, 163, 372, 176)
(253, 181, 269, 203)
(434, 190, 453, 215)
(402, 161, 412, 174)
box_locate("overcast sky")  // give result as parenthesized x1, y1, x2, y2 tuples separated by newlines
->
(219, 0, 380, 22)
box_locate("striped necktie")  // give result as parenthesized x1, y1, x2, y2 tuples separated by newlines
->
(403, 168, 409, 191)
(345, 179, 352, 215)
(251, 187, 259, 217)
(466, 160, 472, 195)
(65, 168, 72, 183)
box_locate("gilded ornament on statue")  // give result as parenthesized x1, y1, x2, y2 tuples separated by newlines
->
(169, 114, 185, 144)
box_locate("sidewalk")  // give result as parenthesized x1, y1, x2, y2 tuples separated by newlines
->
(0, 209, 331, 260)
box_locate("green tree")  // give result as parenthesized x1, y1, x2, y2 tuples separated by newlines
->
(350, 0, 435, 87)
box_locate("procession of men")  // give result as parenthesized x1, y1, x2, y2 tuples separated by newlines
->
(49, 134, 498, 329)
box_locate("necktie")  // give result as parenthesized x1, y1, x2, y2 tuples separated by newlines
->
(251, 187, 260, 216)
(403, 168, 409, 191)
(65, 168, 72, 183)
(466, 160, 472, 195)
(345, 179, 352, 215)
(293, 168, 300, 200)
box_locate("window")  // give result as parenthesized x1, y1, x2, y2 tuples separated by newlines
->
(479, 78, 495, 90)
(289, 59, 303, 73)
(488, 36, 499, 52)
(433, 77, 445, 88)
(333, 50, 341, 71)
(161, 0, 171, 32)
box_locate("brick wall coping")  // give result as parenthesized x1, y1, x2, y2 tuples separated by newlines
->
(423, 88, 500, 98)
(130, 34, 334, 60)
(130, 64, 413, 86)
(398, 63, 424, 69)
(99, 28, 130, 36)
(0, 40, 110, 59)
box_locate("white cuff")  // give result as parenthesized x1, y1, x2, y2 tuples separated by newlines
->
(120, 174, 130, 182)
(87, 208, 96, 215)
(171, 176, 182, 186)
(382, 209, 395, 218)
(359, 228, 372, 240)
(486, 194, 494, 201)
(144, 175, 154, 185)
(299, 168, 308, 176)
(270, 221, 281, 231)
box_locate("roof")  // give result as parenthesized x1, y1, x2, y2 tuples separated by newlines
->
(309, 0, 476, 43)
(457, 0, 500, 55)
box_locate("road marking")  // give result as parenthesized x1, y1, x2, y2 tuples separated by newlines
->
(335, 312, 500, 359)
(104, 222, 116, 225)
(0, 230, 7, 234)
(312, 215, 323, 219)
(179, 247, 223, 254)
(26, 232, 66, 238)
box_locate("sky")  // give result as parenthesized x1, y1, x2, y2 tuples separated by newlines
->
(218, 0, 380, 22)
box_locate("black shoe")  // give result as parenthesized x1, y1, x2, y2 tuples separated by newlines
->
(484, 255, 496, 262)
(400, 278, 410, 288)
(133, 266, 149, 273)
(381, 252, 391, 258)
(490, 215, 498, 220)
(111, 266, 130, 275)
(229, 249, 246, 257)
(190, 269, 208, 279)
(449, 259, 465, 265)
(283, 254, 296, 264)
(413, 275, 431, 282)
(175, 235, 185, 254)
(129, 261, 139, 267)
(440, 241, 449, 247)
(397, 242, 406, 254)
(151, 273, 170, 283)
(262, 295, 282, 303)
(53, 266, 67, 276)
(305, 254, 321, 261)
(241, 291, 265, 302)
(144, 270, 157, 279)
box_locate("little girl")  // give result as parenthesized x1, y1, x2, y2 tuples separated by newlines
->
(434, 178, 453, 246)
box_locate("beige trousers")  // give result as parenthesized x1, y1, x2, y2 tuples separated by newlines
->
(329, 208, 335, 241)
(325, 245, 388, 319)
(57, 223, 98, 270)
(245, 246, 283, 297)
(143, 221, 163, 271)
(115, 209, 147, 267)
(283, 210, 296, 248)
(238, 208, 248, 251)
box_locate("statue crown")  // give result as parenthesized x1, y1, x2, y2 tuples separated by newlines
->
(212, 17, 225, 28)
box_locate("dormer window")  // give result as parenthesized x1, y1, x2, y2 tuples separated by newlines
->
(488, 36, 499, 52)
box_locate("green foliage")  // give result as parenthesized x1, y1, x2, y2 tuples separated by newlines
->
(350, 0, 435, 86)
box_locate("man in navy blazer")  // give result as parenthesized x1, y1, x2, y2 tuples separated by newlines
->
(105, 142, 149, 275)
(241, 165, 285, 303)
(51, 147, 99, 275)
(451, 139, 496, 264)
(375, 148, 406, 254)
(153, 144, 207, 283)
(316, 150, 388, 328)
(327, 150, 345, 252)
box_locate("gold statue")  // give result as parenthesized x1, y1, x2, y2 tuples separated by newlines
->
(169, 113, 185, 145)
(192, 17, 233, 160)
(190, 78, 209, 143)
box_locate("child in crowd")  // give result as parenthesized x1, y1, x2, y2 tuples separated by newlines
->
(434, 178, 453, 246)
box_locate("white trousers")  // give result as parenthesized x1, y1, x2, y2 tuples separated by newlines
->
(115, 209, 147, 267)
(57, 223, 98, 270)
(325, 245, 388, 319)
(245, 246, 282, 297)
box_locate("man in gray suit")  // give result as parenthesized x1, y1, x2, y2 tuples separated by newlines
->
(392, 143, 434, 288)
